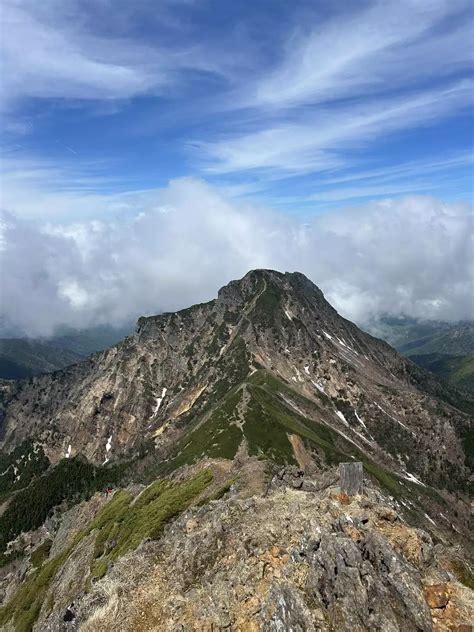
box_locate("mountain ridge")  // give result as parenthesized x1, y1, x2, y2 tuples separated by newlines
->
(0, 270, 471, 508)
(0, 339, 83, 380)
(0, 269, 472, 631)
(0, 325, 133, 380)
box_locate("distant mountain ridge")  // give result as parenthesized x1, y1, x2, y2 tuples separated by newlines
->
(397, 322, 474, 357)
(366, 316, 474, 393)
(367, 316, 474, 356)
(0, 325, 133, 380)
(0, 339, 83, 380)
(410, 353, 474, 392)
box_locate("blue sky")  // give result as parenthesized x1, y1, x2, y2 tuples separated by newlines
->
(1, 0, 473, 219)
(0, 0, 473, 335)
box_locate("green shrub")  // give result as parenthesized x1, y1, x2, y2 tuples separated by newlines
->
(90, 559, 108, 580)
(102, 468, 213, 559)
(30, 539, 52, 568)
(0, 545, 72, 632)
(0, 456, 127, 553)
(197, 478, 235, 505)
(451, 559, 474, 589)
(0, 439, 49, 500)
(0, 468, 214, 632)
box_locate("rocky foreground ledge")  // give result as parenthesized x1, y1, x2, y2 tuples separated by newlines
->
(2, 458, 470, 632)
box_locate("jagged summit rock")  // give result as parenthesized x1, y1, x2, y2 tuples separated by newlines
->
(216, 269, 325, 305)
(137, 269, 330, 333)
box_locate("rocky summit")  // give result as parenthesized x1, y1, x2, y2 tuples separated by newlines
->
(0, 270, 472, 631)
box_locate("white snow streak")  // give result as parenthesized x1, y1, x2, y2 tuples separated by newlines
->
(284, 308, 293, 321)
(335, 336, 359, 356)
(355, 411, 367, 428)
(334, 427, 363, 450)
(336, 410, 348, 425)
(152, 387, 168, 416)
(374, 402, 410, 431)
(311, 380, 326, 394)
(403, 471, 426, 487)
(280, 394, 306, 417)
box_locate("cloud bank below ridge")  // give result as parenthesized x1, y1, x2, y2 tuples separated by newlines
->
(1, 178, 472, 337)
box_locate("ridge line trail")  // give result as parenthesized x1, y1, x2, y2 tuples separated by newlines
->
(221, 276, 268, 354)
(183, 278, 269, 436)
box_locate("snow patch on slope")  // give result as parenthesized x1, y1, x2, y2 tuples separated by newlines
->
(355, 411, 367, 429)
(311, 380, 326, 394)
(374, 402, 410, 431)
(403, 471, 426, 487)
(336, 410, 348, 426)
(280, 393, 306, 417)
(152, 387, 168, 416)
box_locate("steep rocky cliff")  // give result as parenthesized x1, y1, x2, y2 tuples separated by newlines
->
(0, 270, 472, 631)
(1, 271, 471, 489)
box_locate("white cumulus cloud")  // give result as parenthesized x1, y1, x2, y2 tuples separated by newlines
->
(0, 178, 472, 337)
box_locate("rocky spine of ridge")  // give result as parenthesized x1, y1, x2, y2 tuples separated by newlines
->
(1, 459, 473, 632)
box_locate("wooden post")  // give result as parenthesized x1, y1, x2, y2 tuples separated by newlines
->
(339, 462, 363, 495)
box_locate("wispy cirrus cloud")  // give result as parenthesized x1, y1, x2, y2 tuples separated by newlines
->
(302, 153, 474, 204)
(247, 0, 473, 110)
(2, 148, 472, 222)
(181, 0, 474, 191)
(0, 0, 227, 107)
(197, 80, 474, 175)
(319, 153, 474, 187)
(1, 0, 472, 206)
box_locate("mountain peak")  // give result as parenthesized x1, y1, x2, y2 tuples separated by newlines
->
(217, 268, 326, 310)
(2, 270, 471, 520)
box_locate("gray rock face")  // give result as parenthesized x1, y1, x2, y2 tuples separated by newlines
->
(263, 583, 316, 631)
(306, 531, 432, 631)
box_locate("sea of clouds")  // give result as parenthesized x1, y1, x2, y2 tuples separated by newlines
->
(1, 178, 472, 337)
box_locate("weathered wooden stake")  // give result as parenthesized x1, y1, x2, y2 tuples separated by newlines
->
(339, 461, 363, 495)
